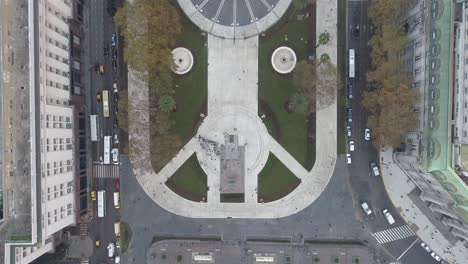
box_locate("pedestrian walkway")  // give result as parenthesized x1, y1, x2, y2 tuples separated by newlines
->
(372, 225, 415, 244)
(79, 223, 88, 236)
(93, 164, 119, 178)
(81, 259, 89, 264)
(380, 149, 468, 264)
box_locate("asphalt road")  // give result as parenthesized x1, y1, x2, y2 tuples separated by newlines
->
(85, 0, 122, 262)
(344, 1, 438, 263)
(120, 155, 393, 264)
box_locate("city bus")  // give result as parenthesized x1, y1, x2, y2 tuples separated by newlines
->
(349, 49, 355, 78)
(90, 115, 98, 141)
(103, 136, 111, 165)
(102, 90, 110, 118)
(97, 190, 106, 217)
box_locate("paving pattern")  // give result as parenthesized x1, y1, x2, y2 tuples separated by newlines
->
(372, 225, 415, 244)
(92, 163, 119, 178)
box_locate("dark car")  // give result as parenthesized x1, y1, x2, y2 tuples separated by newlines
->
(114, 103, 118, 114)
(115, 179, 120, 190)
(113, 92, 118, 102)
(104, 45, 110, 56)
(347, 82, 353, 99)
(112, 60, 117, 73)
(113, 119, 118, 131)
(112, 48, 117, 60)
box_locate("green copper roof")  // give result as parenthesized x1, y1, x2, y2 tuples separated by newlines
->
(424, 0, 468, 222)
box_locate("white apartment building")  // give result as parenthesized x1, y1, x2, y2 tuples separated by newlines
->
(2, 0, 77, 263)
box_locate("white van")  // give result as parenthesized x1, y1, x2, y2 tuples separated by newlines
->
(383, 209, 395, 225)
(114, 222, 121, 236)
(113, 192, 120, 209)
(107, 243, 115, 258)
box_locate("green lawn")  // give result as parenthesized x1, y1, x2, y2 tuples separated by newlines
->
(171, 18, 208, 144)
(165, 154, 207, 201)
(120, 222, 133, 254)
(258, 154, 301, 202)
(257, 3, 310, 200)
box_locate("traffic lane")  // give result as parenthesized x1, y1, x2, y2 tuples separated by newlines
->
(400, 242, 441, 264)
(91, 178, 121, 262)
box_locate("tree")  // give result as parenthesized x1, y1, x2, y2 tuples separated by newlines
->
(114, 0, 181, 73)
(318, 53, 330, 65)
(158, 95, 176, 113)
(368, 0, 409, 26)
(362, 83, 418, 149)
(293, 60, 317, 93)
(316, 31, 330, 48)
(288, 92, 307, 113)
(149, 70, 175, 95)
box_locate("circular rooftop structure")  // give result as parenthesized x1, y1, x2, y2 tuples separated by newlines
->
(171, 47, 194, 75)
(178, 0, 292, 39)
(271, 46, 296, 74)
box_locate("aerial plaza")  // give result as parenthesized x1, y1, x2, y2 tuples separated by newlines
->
(128, 0, 338, 218)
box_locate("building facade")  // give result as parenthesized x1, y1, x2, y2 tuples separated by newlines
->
(396, 0, 468, 243)
(0, 0, 87, 263)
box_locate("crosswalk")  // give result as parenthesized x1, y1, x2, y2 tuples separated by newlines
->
(93, 163, 119, 178)
(81, 259, 89, 264)
(372, 225, 415, 244)
(79, 223, 88, 236)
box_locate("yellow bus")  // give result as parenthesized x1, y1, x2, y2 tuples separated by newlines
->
(102, 90, 110, 117)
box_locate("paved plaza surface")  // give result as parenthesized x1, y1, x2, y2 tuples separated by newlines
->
(120, 155, 391, 264)
(177, 0, 292, 39)
(146, 240, 371, 264)
(127, 0, 338, 218)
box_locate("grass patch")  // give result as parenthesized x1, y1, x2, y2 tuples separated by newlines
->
(120, 222, 133, 254)
(171, 17, 207, 144)
(258, 154, 301, 202)
(165, 154, 207, 201)
(258, 4, 309, 166)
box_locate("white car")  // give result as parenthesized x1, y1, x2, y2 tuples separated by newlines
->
(370, 162, 380, 176)
(113, 83, 118, 93)
(382, 209, 395, 225)
(107, 243, 115, 258)
(115, 256, 120, 263)
(364, 128, 371, 140)
(431, 252, 441, 262)
(421, 242, 431, 252)
(349, 141, 355, 151)
(114, 134, 119, 145)
(346, 154, 352, 164)
(360, 202, 372, 215)
(112, 148, 119, 164)
(347, 126, 351, 137)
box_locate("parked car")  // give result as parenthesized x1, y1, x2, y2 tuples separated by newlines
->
(347, 108, 353, 123)
(113, 82, 118, 93)
(91, 191, 96, 201)
(370, 162, 380, 176)
(111, 33, 116, 46)
(346, 126, 351, 137)
(382, 209, 395, 225)
(114, 134, 119, 145)
(360, 202, 372, 215)
(347, 82, 353, 99)
(349, 140, 355, 152)
(365, 128, 371, 140)
(116, 236, 121, 248)
(113, 47, 118, 60)
(346, 154, 352, 164)
(96, 92, 101, 102)
(114, 92, 119, 103)
(421, 242, 431, 253)
(430, 252, 441, 262)
(115, 256, 120, 264)
(113, 60, 117, 73)
(107, 243, 115, 258)
(112, 148, 119, 164)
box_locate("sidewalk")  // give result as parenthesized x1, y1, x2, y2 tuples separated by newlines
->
(380, 149, 468, 264)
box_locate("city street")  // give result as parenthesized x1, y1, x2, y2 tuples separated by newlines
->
(345, 1, 437, 263)
(83, 0, 122, 262)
